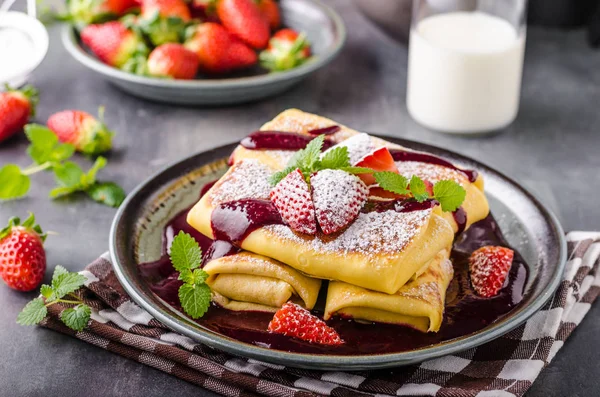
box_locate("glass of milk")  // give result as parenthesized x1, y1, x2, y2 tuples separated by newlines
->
(407, 0, 527, 134)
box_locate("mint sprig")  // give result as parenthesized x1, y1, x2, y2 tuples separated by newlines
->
(375, 172, 466, 212)
(17, 266, 91, 331)
(269, 135, 373, 185)
(0, 124, 125, 207)
(169, 231, 212, 319)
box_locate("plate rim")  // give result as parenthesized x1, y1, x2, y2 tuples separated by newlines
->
(109, 137, 567, 370)
(61, 0, 346, 90)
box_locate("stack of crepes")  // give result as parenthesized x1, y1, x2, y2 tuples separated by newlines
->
(187, 109, 490, 333)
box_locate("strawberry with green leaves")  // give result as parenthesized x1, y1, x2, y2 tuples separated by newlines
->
(184, 23, 257, 74)
(260, 28, 311, 71)
(81, 21, 147, 68)
(0, 214, 46, 292)
(134, 11, 188, 46)
(147, 43, 200, 79)
(0, 85, 39, 144)
(17, 265, 92, 331)
(47, 108, 114, 156)
(215, 0, 270, 49)
(66, 0, 138, 26)
(169, 232, 212, 319)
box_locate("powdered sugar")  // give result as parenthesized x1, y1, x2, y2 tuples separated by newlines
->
(265, 209, 431, 259)
(208, 160, 273, 205)
(396, 161, 469, 186)
(270, 169, 317, 235)
(323, 133, 378, 165)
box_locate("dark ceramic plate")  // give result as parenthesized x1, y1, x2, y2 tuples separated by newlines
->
(62, 0, 346, 105)
(109, 137, 566, 370)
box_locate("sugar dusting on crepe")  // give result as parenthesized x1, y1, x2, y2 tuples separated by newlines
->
(396, 161, 469, 186)
(208, 160, 273, 204)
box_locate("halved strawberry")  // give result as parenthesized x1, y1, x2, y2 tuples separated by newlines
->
(268, 302, 343, 345)
(311, 169, 368, 235)
(355, 147, 399, 185)
(269, 168, 317, 235)
(469, 246, 514, 298)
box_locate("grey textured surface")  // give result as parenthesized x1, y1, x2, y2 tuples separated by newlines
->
(0, 1, 599, 396)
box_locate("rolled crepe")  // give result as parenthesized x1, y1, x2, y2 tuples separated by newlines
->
(204, 251, 321, 312)
(324, 249, 454, 333)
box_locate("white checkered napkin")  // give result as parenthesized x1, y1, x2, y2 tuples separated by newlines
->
(39, 233, 600, 397)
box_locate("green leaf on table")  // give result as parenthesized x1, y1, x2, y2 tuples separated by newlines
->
(409, 175, 430, 203)
(0, 165, 31, 200)
(86, 182, 126, 208)
(60, 304, 91, 331)
(169, 231, 202, 273)
(25, 124, 75, 165)
(374, 171, 410, 195)
(40, 284, 53, 299)
(50, 269, 86, 300)
(433, 180, 467, 212)
(178, 283, 211, 319)
(80, 156, 107, 187)
(16, 298, 48, 326)
(53, 161, 85, 187)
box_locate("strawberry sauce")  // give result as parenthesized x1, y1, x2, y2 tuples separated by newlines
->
(390, 149, 479, 183)
(240, 131, 334, 150)
(138, 181, 528, 355)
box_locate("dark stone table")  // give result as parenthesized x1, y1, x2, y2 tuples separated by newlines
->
(1, 2, 599, 396)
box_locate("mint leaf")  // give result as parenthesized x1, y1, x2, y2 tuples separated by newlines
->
(80, 156, 107, 187)
(178, 269, 194, 284)
(409, 175, 430, 203)
(86, 182, 126, 207)
(53, 161, 84, 187)
(25, 124, 75, 164)
(178, 283, 211, 319)
(40, 285, 53, 299)
(50, 271, 86, 300)
(341, 166, 374, 175)
(320, 146, 350, 170)
(0, 165, 31, 200)
(52, 265, 69, 279)
(193, 268, 209, 284)
(60, 304, 91, 331)
(269, 166, 295, 186)
(300, 134, 324, 171)
(433, 180, 466, 212)
(16, 298, 48, 326)
(169, 231, 202, 273)
(49, 186, 80, 199)
(374, 171, 410, 195)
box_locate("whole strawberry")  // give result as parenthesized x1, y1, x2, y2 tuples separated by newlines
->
(47, 108, 114, 155)
(67, 0, 138, 26)
(184, 23, 257, 74)
(81, 21, 147, 68)
(469, 246, 514, 298)
(147, 43, 200, 79)
(256, 0, 280, 30)
(270, 168, 317, 235)
(216, 0, 270, 49)
(141, 0, 191, 21)
(260, 28, 311, 71)
(0, 85, 38, 144)
(0, 214, 46, 292)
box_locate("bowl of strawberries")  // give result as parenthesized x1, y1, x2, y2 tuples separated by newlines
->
(62, 0, 346, 105)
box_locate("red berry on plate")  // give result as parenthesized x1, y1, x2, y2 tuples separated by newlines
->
(0, 213, 46, 292)
(185, 22, 257, 74)
(355, 147, 399, 186)
(81, 21, 145, 68)
(270, 168, 317, 235)
(469, 246, 514, 298)
(147, 43, 200, 79)
(268, 302, 344, 345)
(0, 85, 38, 144)
(311, 169, 368, 235)
(141, 0, 191, 21)
(47, 108, 114, 155)
(259, 28, 311, 71)
(256, 0, 280, 29)
(216, 0, 270, 49)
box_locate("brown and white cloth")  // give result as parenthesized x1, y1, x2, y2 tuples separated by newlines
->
(40, 232, 600, 397)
